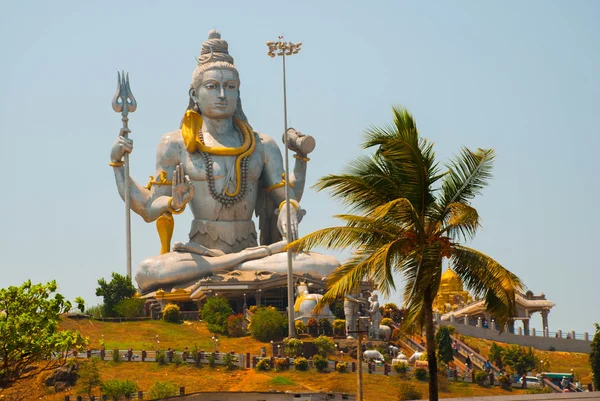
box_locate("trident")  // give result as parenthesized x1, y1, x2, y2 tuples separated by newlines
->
(112, 71, 137, 280)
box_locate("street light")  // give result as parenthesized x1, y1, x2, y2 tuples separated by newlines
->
(266, 36, 302, 338)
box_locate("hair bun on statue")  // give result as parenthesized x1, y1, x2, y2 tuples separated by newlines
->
(197, 30, 234, 65)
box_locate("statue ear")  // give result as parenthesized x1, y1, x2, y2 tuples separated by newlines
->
(189, 88, 200, 113)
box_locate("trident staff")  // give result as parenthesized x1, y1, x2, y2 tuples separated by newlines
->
(111, 71, 137, 279)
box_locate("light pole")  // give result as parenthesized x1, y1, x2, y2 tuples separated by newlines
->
(266, 36, 302, 338)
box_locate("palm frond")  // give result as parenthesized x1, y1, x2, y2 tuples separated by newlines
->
(439, 148, 495, 211)
(450, 245, 523, 325)
(440, 202, 481, 242)
(287, 225, 393, 252)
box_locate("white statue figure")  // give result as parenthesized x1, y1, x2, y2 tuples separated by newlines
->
(293, 281, 332, 323)
(344, 293, 363, 339)
(109, 30, 339, 293)
(368, 294, 382, 340)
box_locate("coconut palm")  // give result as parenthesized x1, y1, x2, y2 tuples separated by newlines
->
(290, 106, 523, 401)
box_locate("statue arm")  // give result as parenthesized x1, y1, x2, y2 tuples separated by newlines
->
(289, 157, 308, 202)
(111, 132, 181, 222)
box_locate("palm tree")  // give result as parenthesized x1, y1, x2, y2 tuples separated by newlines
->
(290, 107, 523, 401)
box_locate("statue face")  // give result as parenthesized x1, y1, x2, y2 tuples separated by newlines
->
(195, 69, 239, 119)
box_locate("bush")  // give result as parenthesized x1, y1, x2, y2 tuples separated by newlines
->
(312, 354, 329, 372)
(414, 367, 428, 381)
(295, 320, 307, 335)
(249, 307, 286, 341)
(336, 361, 347, 373)
(307, 318, 319, 336)
(86, 304, 105, 319)
(435, 325, 454, 364)
(274, 358, 288, 371)
(100, 379, 138, 399)
(283, 338, 303, 358)
(173, 353, 183, 366)
(392, 361, 409, 376)
(474, 370, 488, 385)
(114, 298, 146, 318)
(498, 374, 512, 389)
(294, 357, 309, 371)
(112, 348, 120, 363)
(76, 357, 102, 397)
(202, 296, 233, 334)
(333, 319, 346, 336)
(527, 387, 552, 394)
(226, 314, 245, 337)
(397, 382, 422, 401)
(148, 380, 178, 399)
(256, 358, 270, 371)
(381, 318, 394, 328)
(313, 335, 335, 357)
(223, 353, 237, 370)
(208, 352, 216, 368)
(382, 303, 404, 323)
(156, 351, 167, 365)
(162, 303, 182, 323)
(318, 318, 333, 336)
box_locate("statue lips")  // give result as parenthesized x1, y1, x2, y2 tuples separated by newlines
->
(214, 102, 228, 109)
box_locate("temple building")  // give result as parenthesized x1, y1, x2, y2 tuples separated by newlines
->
(436, 268, 555, 335)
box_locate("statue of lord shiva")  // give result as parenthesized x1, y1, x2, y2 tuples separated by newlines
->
(109, 30, 339, 294)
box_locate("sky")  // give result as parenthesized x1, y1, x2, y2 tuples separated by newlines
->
(0, 1, 598, 335)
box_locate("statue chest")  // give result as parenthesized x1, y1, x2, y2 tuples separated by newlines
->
(183, 150, 263, 183)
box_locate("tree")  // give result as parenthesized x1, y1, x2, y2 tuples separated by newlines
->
(201, 296, 233, 334)
(95, 272, 136, 317)
(435, 326, 454, 364)
(290, 107, 523, 401)
(382, 303, 404, 323)
(77, 357, 102, 398)
(589, 323, 600, 390)
(502, 345, 535, 376)
(74, 296, 86, 314)
(489, 342, 504, 369)
(249, 307, 286, 341)
(0, 280, 88, 388)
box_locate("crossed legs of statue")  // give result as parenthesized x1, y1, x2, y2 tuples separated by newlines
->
(135, 240, 341, 294)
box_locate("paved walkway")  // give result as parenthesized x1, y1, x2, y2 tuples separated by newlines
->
(428, 392, 598, 401)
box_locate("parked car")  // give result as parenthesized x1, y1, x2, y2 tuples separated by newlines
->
(516, 376, 542, 388)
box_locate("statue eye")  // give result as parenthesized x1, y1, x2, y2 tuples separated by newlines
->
(205, 83, 216, 89)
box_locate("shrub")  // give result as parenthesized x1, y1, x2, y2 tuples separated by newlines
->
(381, 318, 394, 328)
(318, 318, 333, 336)
(392, 361, 409, 376)
(312, 354, 329, 372)
(101, 379, 138, 399)
(162, 303, 182, 323)
(274, 358, 288, 371)
(435, 325, 454, 364)
(114, 298, 146, 318)
(336, 361, 347, 373)
(332, 298, 345, 319)
(223, 353, 237, 370)
(294, 357, 309, 371)
(498, 374, 512, 389)
(226, 314, 245, 337)
(208, 352, 216, 368)
(249, 307, 286, 341)
(548, 345, 556, 351)
(156, 351, 167, 365)
(173, 353, 183, 366)
(414, 367, 428, 381)
(313, 335, 335, 357)
(382, 303, 404, 323)
(489, 342, 504, 369)
(202, 296, 233, 334)
(397, 382, 422, 401)
(86, 304, 105, 319)
(283, 338, 303, 358)
(148, 380, 178, 399)
(76, 357, 102, 398)
(391, 328, 402, 342)
(249, 305, 258, 313)
(295, 320, 307, 335)
(333, 319, 346, 336)
(474, 370, 488, 385)
(256, 358, 270, 371)
(112, 348, 120, 363)
(527, 387, 552, 394)
(307, 318, 319, 336)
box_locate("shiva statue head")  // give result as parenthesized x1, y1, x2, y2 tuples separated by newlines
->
(187, 30, 249, 123)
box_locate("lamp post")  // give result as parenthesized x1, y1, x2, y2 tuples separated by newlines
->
(243, 293, 247, 310)
(266, 37, 302, 338)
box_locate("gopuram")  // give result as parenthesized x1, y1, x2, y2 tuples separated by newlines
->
(109, 31, 345, 314)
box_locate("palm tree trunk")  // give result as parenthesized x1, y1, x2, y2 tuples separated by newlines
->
(424, 286, 439, 401)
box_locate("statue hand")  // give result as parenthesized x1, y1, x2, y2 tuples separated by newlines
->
(110, 129, 133, 162)
(171, 163, 194, 209)
(277, 202, 299, 241)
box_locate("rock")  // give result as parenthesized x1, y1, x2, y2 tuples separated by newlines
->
(44, 363, 78, 387)
(54, 381, 67, 392)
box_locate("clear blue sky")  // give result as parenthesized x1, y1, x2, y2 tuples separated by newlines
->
(1, 1, 598, 335)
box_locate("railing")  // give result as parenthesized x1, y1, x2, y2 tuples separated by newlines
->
(451, 335, 501, 375)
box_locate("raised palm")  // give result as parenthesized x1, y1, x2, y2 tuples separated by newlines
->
(171, 163, 194, 209)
